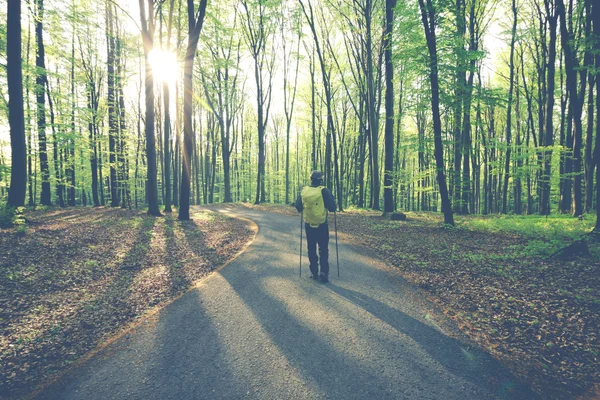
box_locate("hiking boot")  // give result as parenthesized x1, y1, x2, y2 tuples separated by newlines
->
(310, 274, 320, 280)
(319, 274, 329, 283)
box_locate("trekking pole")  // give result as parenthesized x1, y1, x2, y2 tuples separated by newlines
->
(334, 210, 339, 277)
(300, 211, 303, 278)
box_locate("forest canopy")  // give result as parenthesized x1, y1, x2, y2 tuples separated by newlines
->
(0, 0, 599, 228)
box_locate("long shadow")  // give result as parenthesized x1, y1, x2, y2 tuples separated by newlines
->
(216, 209, 537, 399)
(153, 289, 249, 399)
(163, 217, 194, 295)
(218, 262, 402, 399)
(27, 217, 157, 400)
(325, 283, 537, 399)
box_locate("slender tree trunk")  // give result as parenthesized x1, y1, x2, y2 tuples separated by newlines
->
(163, 81, 172, 211)
(594, 0, 600, 231)
(502, 0, 517, 214)
(35, 0, 51, 206)
(47, 81, 65, 207)
(452, 0, 466, 213)
(179, 0, 208, 219)
(540, 5, 558, 215)
(418, 0, 454, 225)
(68, 28, 76, 207)
(584, 73, 595, 212)
(139, 0, 161, 216)
(107, 3, 119, 207)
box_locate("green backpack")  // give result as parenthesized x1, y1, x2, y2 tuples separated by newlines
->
(302, 186, 327, 227)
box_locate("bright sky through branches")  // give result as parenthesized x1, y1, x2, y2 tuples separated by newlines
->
(148, 49, 179, 85)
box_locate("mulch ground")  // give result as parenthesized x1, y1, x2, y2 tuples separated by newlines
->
(0, 207, 254, 399)
(243, 203, 600, 400)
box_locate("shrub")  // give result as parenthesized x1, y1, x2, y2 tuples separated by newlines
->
(0, 206, 16, 228)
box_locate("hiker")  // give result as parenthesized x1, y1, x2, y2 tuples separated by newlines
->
(295, 171, 337, 282)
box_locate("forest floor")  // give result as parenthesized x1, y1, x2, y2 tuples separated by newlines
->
(244, 203, 600, 400)
(0, 207, 255, 399)
(1, 204, 598, 400)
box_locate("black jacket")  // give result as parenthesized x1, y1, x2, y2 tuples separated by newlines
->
(295, 185, 337, 213)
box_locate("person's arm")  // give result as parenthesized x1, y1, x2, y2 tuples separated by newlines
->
(295, 194, 303, 212)
(322, 188, 337, 212)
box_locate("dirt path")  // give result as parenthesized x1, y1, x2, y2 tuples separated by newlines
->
(36, 206, 535, 399)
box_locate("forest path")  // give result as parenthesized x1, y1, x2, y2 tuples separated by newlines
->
(37, 206, 535, 400)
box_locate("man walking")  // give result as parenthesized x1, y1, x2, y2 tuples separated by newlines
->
(295, 171, 337, 282)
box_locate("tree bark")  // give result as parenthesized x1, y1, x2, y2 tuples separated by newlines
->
(6, 0, 27, 208)
(139, 0, 161, 216)
(179, 0, 208, 219)
(557, 0, 584, 217)
(383, 0, 397, 214)
(502, 0, 518, 214)
(418, 0, 454, 225)
(35, 0, 51, 206)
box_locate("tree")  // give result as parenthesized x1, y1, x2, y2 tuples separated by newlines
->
(556, 0, 586, 217)
(240, 0, 277, 204)
(501, 0, 518, 214)
(383, 0, 397, 214)
(593, 0, 600, 232)
(35, 0, 52, 206)
(179, 0, 208, 220)
(6, 0, 26, 208)
(162, 0, 175, 213)
(139, 0, 161, 216)
(418, 0, 454, 225)
(107, 2, 120, 207)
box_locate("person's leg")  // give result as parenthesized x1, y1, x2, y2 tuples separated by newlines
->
(305, 224, 319, 277)
(317, 223, 330, 278)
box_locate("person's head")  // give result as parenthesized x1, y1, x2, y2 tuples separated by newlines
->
(310, 170, 324, 186)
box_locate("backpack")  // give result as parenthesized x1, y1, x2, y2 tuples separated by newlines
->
(302, 186, 327, 228)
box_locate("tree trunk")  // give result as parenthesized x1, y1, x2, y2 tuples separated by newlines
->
(594, 0, 600, 231)
(6, 0, 27, 208)
(35, 0, 51, 206)
(502, 0, 517, 214)
(139, 0, 161, 216)
(539, 4, 557, 215)
(68, 29, 76, 207)
(107, 3, 119, 207)
(179, 0, 208, 219)
(418, 0, 454, 225)
(557, 0, 584, 216)
(383, 0, 396, 214)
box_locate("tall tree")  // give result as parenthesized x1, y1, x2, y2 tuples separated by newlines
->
(7, 0, 26, 208)
(281, 2, 301, 205)
(539, 0, 558, 215)
(162, 0, 175, 213)
(383, 0, 397, 214)
(557, 0, 586, 217)
(139, 0, 161, 216)
(593, 0, 600, 232)
(418, 0, 455, 225)
(35, 0, 52, 206)
(107, 2, 120, 207)
(241, 0, 277, 204)
(501, 0, 518, 214)
(179, 0, 208, 220)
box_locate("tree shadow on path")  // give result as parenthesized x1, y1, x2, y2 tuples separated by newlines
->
(324, 282, 538, 399)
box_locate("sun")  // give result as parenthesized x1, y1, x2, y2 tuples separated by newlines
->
(148, 49, 179, 84)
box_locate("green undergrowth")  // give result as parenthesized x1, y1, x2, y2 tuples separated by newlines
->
(455, 213, 598, 260)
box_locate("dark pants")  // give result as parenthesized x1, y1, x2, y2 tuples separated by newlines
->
(305, 222, 329, 277)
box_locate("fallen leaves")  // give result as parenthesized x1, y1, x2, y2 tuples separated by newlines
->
(0, 207, 253, 399)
